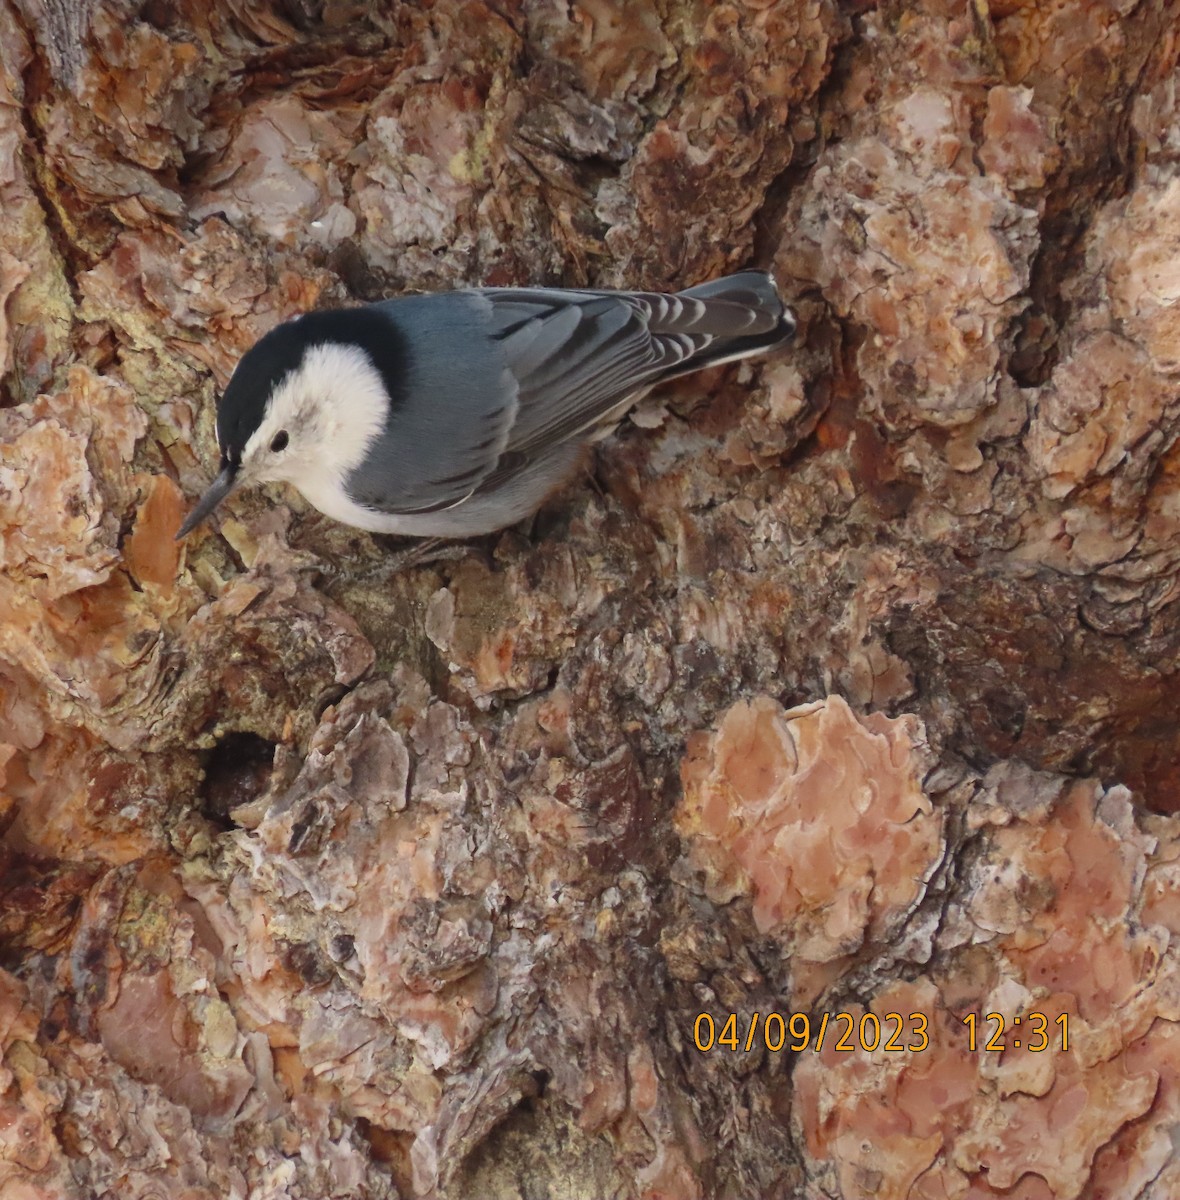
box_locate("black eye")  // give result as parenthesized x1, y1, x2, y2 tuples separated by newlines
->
(270, 430, 289, 453)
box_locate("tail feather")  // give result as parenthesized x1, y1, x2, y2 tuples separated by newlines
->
(663, 270, 795, 376)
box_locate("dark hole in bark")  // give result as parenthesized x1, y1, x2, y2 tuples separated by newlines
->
(199, 732, 277, 829)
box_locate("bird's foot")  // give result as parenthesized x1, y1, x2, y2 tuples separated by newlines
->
(385, 537, 469, 572)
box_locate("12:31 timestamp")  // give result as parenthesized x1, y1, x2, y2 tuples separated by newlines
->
(963, 1012, 1069, 1052)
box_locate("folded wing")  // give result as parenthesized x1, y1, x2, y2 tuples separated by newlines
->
(475, 270, 791, 490)
(351, 273, 791, 516)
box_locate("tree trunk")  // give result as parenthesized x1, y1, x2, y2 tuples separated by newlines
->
(3, 1, 1180, 1197)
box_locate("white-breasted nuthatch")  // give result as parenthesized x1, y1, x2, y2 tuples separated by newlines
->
(176, 271, 795, 541)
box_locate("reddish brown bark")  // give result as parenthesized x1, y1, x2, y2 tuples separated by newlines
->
(3, 2, 1180, 1198)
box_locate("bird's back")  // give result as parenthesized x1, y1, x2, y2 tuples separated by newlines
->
(342, 272, 793, 535)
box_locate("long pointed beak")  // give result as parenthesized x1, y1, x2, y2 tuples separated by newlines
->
(176, 458, 240, 540)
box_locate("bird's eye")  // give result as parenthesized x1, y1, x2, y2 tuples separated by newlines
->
(270, 430, 289, 453)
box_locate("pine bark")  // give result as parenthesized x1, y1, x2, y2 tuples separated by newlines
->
(3, 2, 1180, 1198)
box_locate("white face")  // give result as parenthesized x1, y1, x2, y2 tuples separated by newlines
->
(235, 342, 390, 493)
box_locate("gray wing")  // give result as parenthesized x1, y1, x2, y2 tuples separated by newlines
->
(346, 292, 520, 516)
(472, 271, 787, 490)
(348, 274, 787, 516)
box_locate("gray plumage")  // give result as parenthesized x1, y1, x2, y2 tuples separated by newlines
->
(177, 270, 795, 541)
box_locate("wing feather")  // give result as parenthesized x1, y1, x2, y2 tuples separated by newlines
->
(351, 274, 789, 517)
(478, 288, 686, 456)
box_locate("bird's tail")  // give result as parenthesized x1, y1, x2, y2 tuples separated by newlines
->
(659, 270, 795, 377)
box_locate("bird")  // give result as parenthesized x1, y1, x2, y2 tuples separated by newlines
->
(175, 270, 795, 542)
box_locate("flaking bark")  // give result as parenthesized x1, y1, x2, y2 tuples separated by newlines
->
(3, 2, 1180, 1198)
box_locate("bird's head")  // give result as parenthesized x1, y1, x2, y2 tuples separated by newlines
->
(177, 310, 395, 538)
